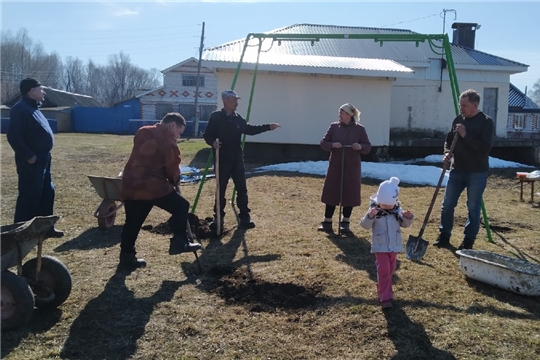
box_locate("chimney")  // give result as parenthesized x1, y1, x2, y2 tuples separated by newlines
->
(451, 22, 480, 49)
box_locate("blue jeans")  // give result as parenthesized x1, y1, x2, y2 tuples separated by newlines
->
(14, 153, 55, 223)
(439, 170, 488, 241)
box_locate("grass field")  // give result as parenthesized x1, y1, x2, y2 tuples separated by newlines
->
(1, 133, 539, 360)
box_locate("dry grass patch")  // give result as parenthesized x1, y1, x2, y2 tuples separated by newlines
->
(1, 134, 539, 359)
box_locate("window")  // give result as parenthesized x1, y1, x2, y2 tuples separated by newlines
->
(156, 103, 173, 120)
(513, 114, 524, 130)
(179, 104, 196, 122)
(182, 75, 205, 87)
(534, 115, 540, 131)
(200, 105, 216, 122)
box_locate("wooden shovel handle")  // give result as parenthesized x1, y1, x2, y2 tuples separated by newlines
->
(215, 138, 221, 236)
(417, 132, 460, 239)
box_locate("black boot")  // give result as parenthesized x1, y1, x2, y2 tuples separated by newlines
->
(209, 217, 224, 232)
(239, 213, 255, 229)
(119, 252, 147, 270)
(458, 237, 474, 250)
(46, 227, 65, 238)
(433, 233, 450, 247)
(339, 221, 351, 233)
(169, 233, 202, 255)
(317, 221, 333, 233)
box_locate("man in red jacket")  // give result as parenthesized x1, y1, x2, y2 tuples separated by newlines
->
(119, 112, 201, 270)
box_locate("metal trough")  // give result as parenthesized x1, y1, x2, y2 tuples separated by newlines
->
(456, 249, 540, 296)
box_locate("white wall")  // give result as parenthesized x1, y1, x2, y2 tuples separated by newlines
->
(391, 70, 511, 137)
(215, 70, 394, 146)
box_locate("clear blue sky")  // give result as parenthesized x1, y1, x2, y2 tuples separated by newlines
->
(2, 1, 539, 94)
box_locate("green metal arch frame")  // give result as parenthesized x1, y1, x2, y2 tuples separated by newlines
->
(190, 32, 492, 242)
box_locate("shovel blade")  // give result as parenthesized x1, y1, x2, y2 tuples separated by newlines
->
(405, 235, 429, 261)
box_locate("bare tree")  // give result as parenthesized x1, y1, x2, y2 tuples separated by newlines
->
(99, 52, 161, 106)
(1, 28, 63, 103)
(63, 57, 87, 94)
(531, 78, 540, 106)
(2, 27, 162, 107)
(1, 28, 35, 103)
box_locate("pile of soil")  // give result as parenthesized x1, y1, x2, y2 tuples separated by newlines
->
(142, 213, 228, 239)
(212, 267, 324, 312)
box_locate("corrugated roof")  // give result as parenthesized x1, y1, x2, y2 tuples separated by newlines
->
(4, 87, 101, 108)
(203, 23, 528, 71)
(203, 52, 414, 77)
(509, 83, 540, 109)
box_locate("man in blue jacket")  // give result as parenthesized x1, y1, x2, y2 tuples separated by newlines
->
(7, 78, 64, 237)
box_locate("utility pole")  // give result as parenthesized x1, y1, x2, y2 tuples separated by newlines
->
(438, 9, 457, 92)
(193, 22, 205, 137)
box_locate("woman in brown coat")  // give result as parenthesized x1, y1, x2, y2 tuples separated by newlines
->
(318, 103, 372, 233)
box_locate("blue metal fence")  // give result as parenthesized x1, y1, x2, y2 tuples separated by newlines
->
(1, 118, 57, 134)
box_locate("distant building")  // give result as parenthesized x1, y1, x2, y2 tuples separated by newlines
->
(507, 83, 540, 140)
(136, 57, 218, 136)
(2, 87, 101, 133)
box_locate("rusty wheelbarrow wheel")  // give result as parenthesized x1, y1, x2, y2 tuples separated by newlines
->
(97, 199, 117, 230)
(22, 256, 72, 309)
(1, 270, 35, 330)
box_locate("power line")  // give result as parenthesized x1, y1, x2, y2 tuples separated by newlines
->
(379, 13, 439, 28)
(32, 24, 203, 34)
(50, 33, 200, 43)
(58, 44, 199, 58)
(51, 36, 199, 47)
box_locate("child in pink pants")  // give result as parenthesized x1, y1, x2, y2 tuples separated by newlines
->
(360, 177, 414, 309)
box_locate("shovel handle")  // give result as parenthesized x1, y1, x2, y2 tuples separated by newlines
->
(417, 132, 459, 239)
(215, 138, 221, 236)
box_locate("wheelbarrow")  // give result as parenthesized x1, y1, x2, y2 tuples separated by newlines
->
(88, 175, 124, 230)
(1, 215, 72, 330)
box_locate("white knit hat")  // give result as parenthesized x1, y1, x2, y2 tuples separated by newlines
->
(370, 177, 400, 206)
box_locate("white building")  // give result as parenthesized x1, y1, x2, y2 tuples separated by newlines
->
(200, 23, 529, 148)
(136, 57, 218, 136)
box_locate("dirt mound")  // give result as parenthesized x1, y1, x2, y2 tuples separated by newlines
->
(142, 213, 229, 239)
(213, 267, 324, 312)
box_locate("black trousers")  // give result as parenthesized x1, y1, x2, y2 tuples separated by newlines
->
(325, 204, 352, 219)
(14, 153, 55, 223)
(215, 157, 250, 219)
(120, 191, 189, 253)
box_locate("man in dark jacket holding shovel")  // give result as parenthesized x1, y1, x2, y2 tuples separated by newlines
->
(433, 89, 494, 250)
(203, 90, 280, 230)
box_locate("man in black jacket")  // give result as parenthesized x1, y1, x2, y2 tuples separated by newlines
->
(433, 89, 494, 250)
(7, 78, 64, 237)
(203, 90, 280, 230)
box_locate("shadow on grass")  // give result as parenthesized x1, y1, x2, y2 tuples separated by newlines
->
(328, 232, 379, 282)
(489, 227, 540, 264)
(186, 147, 212, 170)
(60, 266, 191, 360)
(54, 226, 122, 252)
(1, 309, 63, 358)
(463, 277, 540, 317)
(383, 306, 456, 360)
